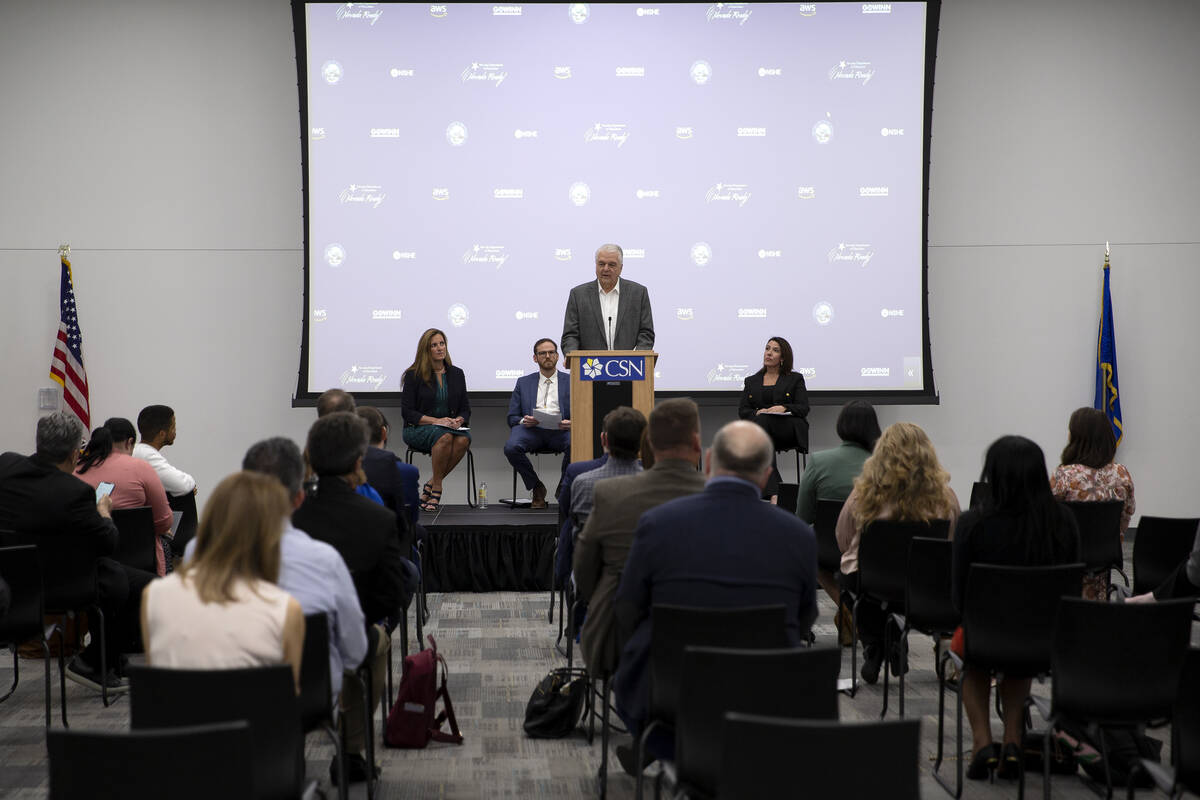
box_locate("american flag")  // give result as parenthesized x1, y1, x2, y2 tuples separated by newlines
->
(49, 256, 90, 429)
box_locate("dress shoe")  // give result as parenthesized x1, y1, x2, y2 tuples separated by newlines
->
(860, 643, 883, 685)
(966, 743, 1000, 781)
(531, 483, 548, 509)
(887, 639, 909, 677)
(615, 744, 653, 776)
(330, 753, 380, 786)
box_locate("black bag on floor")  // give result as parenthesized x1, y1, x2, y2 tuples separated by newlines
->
(1077, 728, 1162, 788)
(523, 667, 589, 739)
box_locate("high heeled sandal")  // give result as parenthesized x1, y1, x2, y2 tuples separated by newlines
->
(966, 743, 1000, 781)
(996, 742, 1022, 780)
(420, 482, 433, 504)
(420, 487, 442, 512)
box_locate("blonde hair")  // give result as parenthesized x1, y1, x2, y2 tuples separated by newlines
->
(852, 422, 951, 529)
(405, 328, 452, 387)
(183, 470, 289, 603)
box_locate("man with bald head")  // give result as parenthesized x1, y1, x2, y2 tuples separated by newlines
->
(560, 243, 655, 367)
(610, 420, 817, 773)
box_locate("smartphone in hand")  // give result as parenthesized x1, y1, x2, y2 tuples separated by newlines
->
(95, 482, 115, 501)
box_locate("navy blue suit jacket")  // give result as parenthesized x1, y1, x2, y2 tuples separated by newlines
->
(613, 477, 818, 727)
(506, 370, 571, 427)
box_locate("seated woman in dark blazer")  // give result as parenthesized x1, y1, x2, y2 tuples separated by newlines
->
(738, 336, 810, 500)
(400, 328, 471, 512)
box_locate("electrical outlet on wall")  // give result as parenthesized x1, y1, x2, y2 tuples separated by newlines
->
(38, 387, 59, 411)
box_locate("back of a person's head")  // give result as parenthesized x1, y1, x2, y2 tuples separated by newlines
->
(1060, 407, 1116, 469)
(854, 422, 950, 525)
(242, 437, 305, 497)
(602, 406, 647, 460)
(647, 398, 700, 455)
(355, 406, 386, 445)
(137, 404, 174, 441)
(316, 388, 356, 417)
(709, 420, 773, 482)
(306, 411, 369, 477)
(187, 470, 289, 603)
(77, 417, 137, 474)
(836, 400, 882, 451)
(36, 411, 83, 463)
(979, 435, 1072, 564)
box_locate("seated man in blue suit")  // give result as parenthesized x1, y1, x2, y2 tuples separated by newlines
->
(504, 338, 571, 508)
(612, 420, 818, 775)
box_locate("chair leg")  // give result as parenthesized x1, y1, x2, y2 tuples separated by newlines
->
(881, 610, 892, 719)
(634, 719, 661, 800)
(0, 647, 18, 705)
(465, 451, 477, 508)
(599, 674, 611, 800)
(92, 606, 113, 708)
(898, 625, 911, 719)
(566, 600, 578, 669)
(932, 657, 963, 798)
(55, 619, 69, 728)
(848, 596, 861, 698)
(360, 664, 377, 800)
(325, 723, 349, 800)
(41, 640, 51, 728)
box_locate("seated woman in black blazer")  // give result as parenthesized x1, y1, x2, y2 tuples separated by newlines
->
(738, 336, 810, 500)
(400, 328, 471, 512)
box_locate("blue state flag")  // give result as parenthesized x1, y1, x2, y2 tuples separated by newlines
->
(1094, 258, 1123, 447)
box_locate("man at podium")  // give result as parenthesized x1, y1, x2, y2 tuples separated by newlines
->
(561, 243, 655, 366)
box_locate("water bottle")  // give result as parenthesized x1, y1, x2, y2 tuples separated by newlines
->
(478, 482, 488, 509)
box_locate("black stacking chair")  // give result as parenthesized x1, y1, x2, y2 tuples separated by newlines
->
(889, 537, 959, 719)
(932, 563, 1084, 800)
(0, 530, 115, 714)
(129, 665, 308, 800)
(167, 490, 199, 560)
(405, 445, 477, 508)
(48, 721, 254, 800)
(1064, 500, 1127, 595)
(848, 518, 950, 701)
(1128, 515, 1200, 596)
(1028, 598, 1194, 800)
(812, 500, 845, 576)
(634, 604, 791, 800)
(718, 715, 921, 800)
(110, 506, 158, 575)
(668, 646, 840, 799)
(0, 544, 62, 727)
(300, 613, 347, 800)
(777, 483, 799, 514)
(501, 445, 566, 507)
(1127, 647, 1200, 800)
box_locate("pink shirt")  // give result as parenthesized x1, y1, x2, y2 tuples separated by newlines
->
(76, 452, 174, 575)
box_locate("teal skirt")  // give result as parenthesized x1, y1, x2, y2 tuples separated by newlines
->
(403, 424, 471, 453)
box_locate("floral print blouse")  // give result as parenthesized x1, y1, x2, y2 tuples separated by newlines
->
(1050, 462, 1135, 534)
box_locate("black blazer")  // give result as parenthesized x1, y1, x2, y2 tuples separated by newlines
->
(0, 451, 118, 555)
(738, 371, 811, 453)
(400, 365, 471, 427)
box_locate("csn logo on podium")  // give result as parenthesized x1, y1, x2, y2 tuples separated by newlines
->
(579, 356, 647, 382)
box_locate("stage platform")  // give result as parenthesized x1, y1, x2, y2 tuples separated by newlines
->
(420, 504, 558, 592)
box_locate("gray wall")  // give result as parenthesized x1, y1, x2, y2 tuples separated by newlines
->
(2, 0, 1198, 520)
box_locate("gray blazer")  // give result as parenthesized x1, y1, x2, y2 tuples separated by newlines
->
(572, 459, 705, 675)
(561, 278, 655, 354)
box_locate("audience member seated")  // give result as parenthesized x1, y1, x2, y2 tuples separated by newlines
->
(738, 336, 810, 501)
(0, 412, 154, 693)
(356, 406, 421, 533)
(504, 338, 571, 508)
(554, 452, 608, 588)
(132, 404, 197, 497)
(314, 389, 384, 506)
(75, 418, 174, 576)
(613, 420, 817, 773)
(568, 407, 647, 536)
(142, 470, 305, 690)
(1050, 406, 1135, 600)
(952, 435, 1080, 780)
(292, 412, 408, 783)
(795, 400, 881, 614)
(1128, 520, 1200, 603)
(400, 328, 471, 512)
(573, 398, 704, 678)
(836, 422, 960, 683)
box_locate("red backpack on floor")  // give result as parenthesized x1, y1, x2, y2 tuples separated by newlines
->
(385, 635, 464, 748)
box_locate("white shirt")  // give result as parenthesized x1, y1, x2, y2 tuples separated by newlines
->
(536, 371, 559, 414)
(133, 442, 197, 496)
(597, 278, 620, 349)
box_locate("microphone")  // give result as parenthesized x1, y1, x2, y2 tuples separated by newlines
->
(607, 316, 613, 349)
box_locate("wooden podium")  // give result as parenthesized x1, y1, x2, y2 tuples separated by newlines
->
(568, 350, 657, 462)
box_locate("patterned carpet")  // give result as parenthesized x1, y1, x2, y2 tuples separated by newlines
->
(0, 552, 1189, 799)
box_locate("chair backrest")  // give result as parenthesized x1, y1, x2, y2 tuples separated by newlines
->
(717, 714, 920, 800)
(0, 531, 100, 612)
(299, 612, 333, 732)
(777, 483, 799, 514)
(903, 537, 959, 635)
(1175, 648, 1200, 792)
(129, 665, 303, 800)
(812, 499, 845, 574)
(110, 506, 158, 574)
(858, 519, 951, 607)
(1051, 597, 1194, 724)
(675, 646, 839, 797)
(648, 604, 790, 725)
(167, 491, 199, 560)
(1132, 516, 1200, 595)
(47, 721, 254, 800)
(962, 563, 1084, 677)
(969, 481, 989, 510)
(0, 545, 45, 645)
(1063, 500, 1125, 573)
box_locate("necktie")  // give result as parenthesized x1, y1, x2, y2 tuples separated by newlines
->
(541, 379, 552, 409)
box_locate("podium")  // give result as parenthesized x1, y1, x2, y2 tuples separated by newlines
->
(568, 350, 657, 462)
